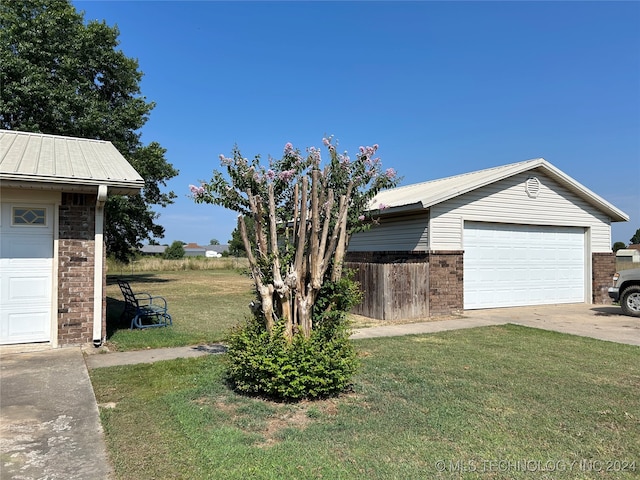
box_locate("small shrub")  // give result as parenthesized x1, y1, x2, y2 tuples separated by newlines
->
(225, 277, 361, 401)
(226, 318, 358, 401)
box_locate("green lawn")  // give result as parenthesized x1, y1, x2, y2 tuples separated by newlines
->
(91, 324, 640, 479)
(105, 270, 255, 350)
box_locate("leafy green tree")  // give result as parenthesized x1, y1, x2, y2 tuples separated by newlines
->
(613, 241, 626, 252)
(163, 241, 185, 260)
(0, 0, 178, 261)
(209, 238, 220, 245)
(630, 228, 640, 245)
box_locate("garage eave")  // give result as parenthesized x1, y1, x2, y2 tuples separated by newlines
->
(0, 176, 143, 195)
(376, 202, 425, 216)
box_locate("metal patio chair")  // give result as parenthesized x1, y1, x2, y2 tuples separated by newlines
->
(117, 279, 172, 329)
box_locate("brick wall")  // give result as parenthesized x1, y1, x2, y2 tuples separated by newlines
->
(592, 252, 615, 304)
(428, 251, 464, 315)
(58, 193, 98, 345)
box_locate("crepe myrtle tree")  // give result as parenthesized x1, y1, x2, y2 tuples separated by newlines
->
(191, 137, 399, 340)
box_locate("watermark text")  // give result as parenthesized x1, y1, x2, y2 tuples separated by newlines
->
(434, 459, 637, 474)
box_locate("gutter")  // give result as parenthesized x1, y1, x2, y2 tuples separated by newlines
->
(93, 185, 108, 347)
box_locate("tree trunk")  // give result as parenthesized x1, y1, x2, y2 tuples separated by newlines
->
(239, 215, 275, 332)
(267, 184, 292, 339)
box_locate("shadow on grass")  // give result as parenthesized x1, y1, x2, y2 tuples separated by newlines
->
(106, 296, 129, 338)
(106, 274, 174, 286)
(193, 344, 228, 354)
(106, 295, 176, 339)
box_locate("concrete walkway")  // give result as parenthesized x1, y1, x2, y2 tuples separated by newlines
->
(85, 343, 227, 369)
(1, 303, 638, 479)
(0, 348, 112, 480)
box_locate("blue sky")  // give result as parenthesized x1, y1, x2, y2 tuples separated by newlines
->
(74, 1, 640, 247)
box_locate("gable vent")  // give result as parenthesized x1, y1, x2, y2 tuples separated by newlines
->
(525, 177, 540, 198)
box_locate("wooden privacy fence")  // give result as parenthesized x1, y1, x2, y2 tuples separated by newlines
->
(345, 262, 429, 321)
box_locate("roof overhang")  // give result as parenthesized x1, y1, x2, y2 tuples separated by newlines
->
(0, 177, 143, 195)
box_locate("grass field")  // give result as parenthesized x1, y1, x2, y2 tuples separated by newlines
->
(107, 256, 250, 274)
(105, 269, 255, 350)
(91, 325, 640, 479)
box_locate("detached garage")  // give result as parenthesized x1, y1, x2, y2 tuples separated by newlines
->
(0, 130, 143, 347)
(346, 158, 628, 319)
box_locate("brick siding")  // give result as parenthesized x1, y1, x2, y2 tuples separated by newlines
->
(592, 252, 615, 304)
(58, 193, 100, 345)
(427, 251, 464, 315)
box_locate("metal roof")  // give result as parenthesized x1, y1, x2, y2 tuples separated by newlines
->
(0, 130, 144, 194)
(371, 158, 629, 222)
(205, 244, 229, 254)
(140, 245, 167, 254)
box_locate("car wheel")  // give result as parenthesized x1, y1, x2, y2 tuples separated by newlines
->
(620, 285, 640, 317)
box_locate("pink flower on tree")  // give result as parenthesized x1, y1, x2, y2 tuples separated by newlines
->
(278, 169, 296, 182)
(307, 146, 321, 164)
(219, 154, 233, 166)
(284, 142, 294, 154)
(378, 203, 389, 210)
(385, 168, 396, 179)
(189, 184, 205, 197)
(339, 152, 350, 165)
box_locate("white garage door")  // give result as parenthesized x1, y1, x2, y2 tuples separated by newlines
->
(464, 222, 585, 309)
(0, 203, 54, 344)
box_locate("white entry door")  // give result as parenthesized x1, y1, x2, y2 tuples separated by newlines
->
(0, 203, 54, 344)
(464, 222, 585, 309)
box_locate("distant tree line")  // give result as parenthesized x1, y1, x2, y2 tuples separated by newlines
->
(613, 227, 640, 251)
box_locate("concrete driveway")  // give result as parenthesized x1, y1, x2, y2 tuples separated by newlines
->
(463, 303, 640, 346)
(352, 303, 640, 346)
(0, 347, 112, 480)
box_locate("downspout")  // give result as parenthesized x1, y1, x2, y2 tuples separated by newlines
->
(93, 185, 108, 347)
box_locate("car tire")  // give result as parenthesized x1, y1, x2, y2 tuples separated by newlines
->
(620, 285, 640, 317)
